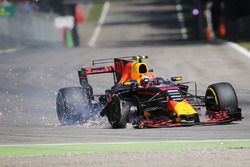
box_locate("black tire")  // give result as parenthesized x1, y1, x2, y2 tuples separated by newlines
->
(205, 82, 238, 112)
(56, 87, 91, 125)
(128, 95, 143, 124)
(107, 95, 129, 129)
(194, 114, 200, 123)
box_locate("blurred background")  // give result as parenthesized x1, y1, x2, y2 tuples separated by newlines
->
(1, 0, 250, 50)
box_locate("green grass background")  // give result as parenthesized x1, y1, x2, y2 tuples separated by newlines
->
(1, 140, 250, 156)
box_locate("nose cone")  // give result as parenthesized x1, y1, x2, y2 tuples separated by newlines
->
(171, 101, 198, 121)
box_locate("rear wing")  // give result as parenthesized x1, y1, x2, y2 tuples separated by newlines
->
(78, 66, 115, 87)
(78, 55, 149, 87)
(92, 55, 148, 66)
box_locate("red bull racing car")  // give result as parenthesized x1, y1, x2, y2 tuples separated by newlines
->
(56, 56, 242, 128)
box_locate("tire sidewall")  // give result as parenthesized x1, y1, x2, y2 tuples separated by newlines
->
(56, 87, 91, 125)
(108, 95, 128, 128)
(205, 82, 238, 112)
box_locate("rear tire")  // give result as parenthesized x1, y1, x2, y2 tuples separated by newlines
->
(107, 95, 129, 129)
(205, 82, 238, 112)
(56, 87, 91, 125)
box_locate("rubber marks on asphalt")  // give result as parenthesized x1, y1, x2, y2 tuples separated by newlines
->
(175, 0, 188, 40)
(88, 1, 110, 47)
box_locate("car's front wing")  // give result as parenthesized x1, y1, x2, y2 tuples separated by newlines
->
(133, 110, 242, 128)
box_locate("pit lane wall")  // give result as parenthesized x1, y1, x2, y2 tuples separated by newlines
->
(0, 11, 62, 49)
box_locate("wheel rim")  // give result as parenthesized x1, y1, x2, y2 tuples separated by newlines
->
(206, 88, 219, 111)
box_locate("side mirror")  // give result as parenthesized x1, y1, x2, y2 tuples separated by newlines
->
(148, 69, 154, 72)
(123, 81, 132, 86)
(171, 76, 183, 82)
(123, 81, 139, 90)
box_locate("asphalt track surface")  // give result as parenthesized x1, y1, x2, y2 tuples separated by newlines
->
(0, 0, 250, 146)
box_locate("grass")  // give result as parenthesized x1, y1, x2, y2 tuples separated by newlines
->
(1, 140, 250, 156)
(238, 41, 250, 51)
(88, 3, 104, 23)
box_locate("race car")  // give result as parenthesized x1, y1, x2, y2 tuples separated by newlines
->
(56, 55, 242, 128)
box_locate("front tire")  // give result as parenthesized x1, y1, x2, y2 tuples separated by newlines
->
(205, 82, 238, 112)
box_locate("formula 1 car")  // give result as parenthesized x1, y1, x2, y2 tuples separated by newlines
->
(56, 56, 242, 128)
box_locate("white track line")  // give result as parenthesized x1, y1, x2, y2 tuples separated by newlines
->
(88, 1, 110, 47)
(227, 42, 250, 59)
(1, 139, 250, 147)
(0, 47, 25, 54)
